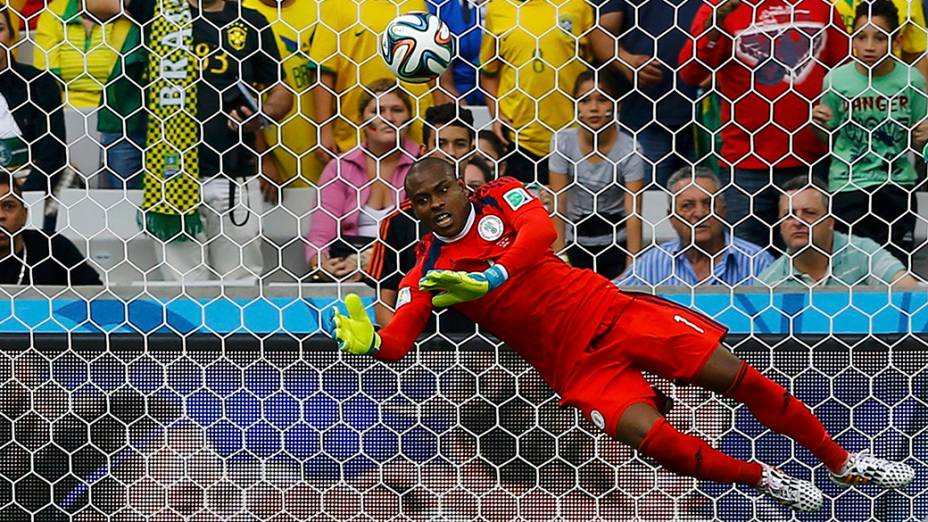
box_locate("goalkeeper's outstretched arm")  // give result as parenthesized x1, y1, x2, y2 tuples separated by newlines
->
(331, 260, 434, 362)
(374, 287, 432, 362)
(493, 205, 557, 276)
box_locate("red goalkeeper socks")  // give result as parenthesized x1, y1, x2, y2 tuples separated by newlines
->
(639, 417, 763, 486)
(724, 362, 849, 472)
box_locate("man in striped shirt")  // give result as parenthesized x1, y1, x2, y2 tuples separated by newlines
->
(616, 167, 773, 287)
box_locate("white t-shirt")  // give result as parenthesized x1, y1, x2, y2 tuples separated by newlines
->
(357, 204, 394, 238)
(548, 125, 644, 246)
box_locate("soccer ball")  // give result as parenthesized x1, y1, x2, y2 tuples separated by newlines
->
(380, 13, 453, 84)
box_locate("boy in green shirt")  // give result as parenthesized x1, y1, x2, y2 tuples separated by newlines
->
(812, 0, 928, 266)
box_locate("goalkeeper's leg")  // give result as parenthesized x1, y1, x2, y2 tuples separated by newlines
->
(694, 346, 914, 489)
(693, 346, 849, 472)
(617, 402, 824, 512)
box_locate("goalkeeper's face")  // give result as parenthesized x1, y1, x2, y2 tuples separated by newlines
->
(406, 167, 471, 236)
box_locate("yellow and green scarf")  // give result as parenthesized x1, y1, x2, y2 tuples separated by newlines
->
(141, 0, 201, 241)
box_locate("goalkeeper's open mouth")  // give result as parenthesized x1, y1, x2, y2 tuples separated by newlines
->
(434, 211, 453, 230)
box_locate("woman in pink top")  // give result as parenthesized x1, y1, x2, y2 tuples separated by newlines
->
(307, 79, 420, 280)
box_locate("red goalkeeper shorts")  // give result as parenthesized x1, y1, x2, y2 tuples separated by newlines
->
(559, 292, 728, 438)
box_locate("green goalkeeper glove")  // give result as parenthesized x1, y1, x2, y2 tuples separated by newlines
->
(331, 294, 381, 355)
(418, 265, 508, 308)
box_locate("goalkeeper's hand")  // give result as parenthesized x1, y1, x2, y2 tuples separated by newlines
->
(418, 265, 508, 308)
(330, 294, 381, 355)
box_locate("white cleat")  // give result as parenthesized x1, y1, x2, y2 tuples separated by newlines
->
(755, 464, 823, 512)
(829, 450, 915, 489)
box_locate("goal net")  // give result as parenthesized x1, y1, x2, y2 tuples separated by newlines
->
(0, 0, 925, 520)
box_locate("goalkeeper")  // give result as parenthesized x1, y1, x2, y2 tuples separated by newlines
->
(329, 158, 913, 512)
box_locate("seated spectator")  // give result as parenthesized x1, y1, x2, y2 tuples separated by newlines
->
(0, 175, 100, 285)
(617, 167, 773, 287)
(35, 0, 144, 189)
(476, 129, 507, 177)
(678, 0, 849, 249)
(463, 156, 494, 190)
(366, 158, 482, 329)
(429, 0, 484, 105)
(479, 0, 593, 184)
(307, 79, 420, 281)
(758, 176, 921, 288)
(422, 103, 475, 166)
(812, 0, 928, 267)
(0, 6, 66, 231)
(549, 71, 643, 279)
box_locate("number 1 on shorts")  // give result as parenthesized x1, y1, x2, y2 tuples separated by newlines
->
(674, 314, 705, 334)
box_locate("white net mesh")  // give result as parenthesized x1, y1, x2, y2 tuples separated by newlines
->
(0, 0, 926, 519)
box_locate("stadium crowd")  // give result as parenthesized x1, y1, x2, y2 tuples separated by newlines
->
(0, 0, 923, 294)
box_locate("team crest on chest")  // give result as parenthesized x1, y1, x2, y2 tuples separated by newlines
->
(227, 22, 249, 52)
(478, 215, 504, 241)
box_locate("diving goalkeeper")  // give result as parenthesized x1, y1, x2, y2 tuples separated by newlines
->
(329, 158, 913, 512)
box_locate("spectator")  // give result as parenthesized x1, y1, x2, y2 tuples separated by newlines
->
(678, 0, 850, 249)
(87, 0, 293, 283)
(428, 0, 484, 105)
(477, 129, 507, 177)
(0, 175, 101, 285)
(758, 176, 921, 288)
(591, 0, 703, 187)
(0, 6, 66, 232)
(812, 0, 928, 267)
(366, 104, 480, 323)
(549, 70, 644, 278)
(243, 0, 326, 199)
(35, 0, 145, 189)
(479, 0, 593, 185)
(309, 0, 447, 162)
(617, 167, 773, 287)
(422, 103, 475, 166)
(830, 0, 928, 78)
(34, 1, 131, 109)
(463, 156, 494, 190)
(307, 79, 420, 281)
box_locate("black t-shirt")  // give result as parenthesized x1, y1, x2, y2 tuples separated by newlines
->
(367, 202, 476, 334)
(127, 0, 282, 177)
(0, 230, 102, 286)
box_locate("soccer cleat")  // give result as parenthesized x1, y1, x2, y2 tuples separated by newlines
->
(755, 465, 823, 512)
(829, 450, 915, 489)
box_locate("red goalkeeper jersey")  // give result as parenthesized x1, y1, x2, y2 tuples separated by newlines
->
(374, 177, 633, 392)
